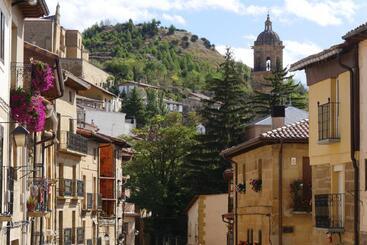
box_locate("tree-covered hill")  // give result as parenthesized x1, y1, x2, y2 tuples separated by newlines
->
(83, 19, 251, 92)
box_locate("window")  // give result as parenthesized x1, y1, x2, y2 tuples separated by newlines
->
(64, 228, 72, 245)
(258, 230, 262, 245)
(87, 239, 92, 245)
(59, 211, 63, 243)
(63, 179, 73, 196)
(72, 211, 76, 243)
(69, 118, 74, 133)
(266, 58, 271, 71)
(77, 180, 84, 197)
(87, 193, 93, 209)
(77, 227, 84, 244)
(318, 98, 340, 141)
(258, 159, 262, 180)
(0, 11, 4, 62)
(247, 229, 254, 244)
(69, 90, 73, 103)
(242, 164, 246, 183)
(93, 148, 98, 160)
(7, 167, 14, 214)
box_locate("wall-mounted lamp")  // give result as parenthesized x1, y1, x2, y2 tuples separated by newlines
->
(104, 234, 110, 241)
(12, 0, 38, 7)
(12, 126, 29, 147)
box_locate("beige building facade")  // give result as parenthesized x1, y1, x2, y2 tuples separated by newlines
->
(186, 194, 228, 245)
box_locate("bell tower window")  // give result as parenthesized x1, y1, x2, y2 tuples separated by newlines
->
(266, 58, 271, 71)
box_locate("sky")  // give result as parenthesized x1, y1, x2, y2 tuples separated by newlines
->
(46, 0, 367, 84)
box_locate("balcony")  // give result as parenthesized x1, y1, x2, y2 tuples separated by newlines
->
(315, 193, 344, 231)
(318, 100, 340, 143)
(59, 131, 88, 155)
(28, 178, 51, 217)
(10, 62, 32, 89)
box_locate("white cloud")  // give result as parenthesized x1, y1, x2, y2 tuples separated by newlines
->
(45, 0, 270, 30)
(284, 0, 357, 26)
(283, 40, 322, 67)
(216, 45, 253, 68)
(242, 34, 256, 41)
(162, 14, 186, 24)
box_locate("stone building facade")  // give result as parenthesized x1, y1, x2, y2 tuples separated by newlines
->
(222, 117, 312, 245)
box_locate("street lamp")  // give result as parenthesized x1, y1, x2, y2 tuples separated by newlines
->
(12, 126, 29, 147)
(12, 0, 38, 6)
(104, 234, 110, 241)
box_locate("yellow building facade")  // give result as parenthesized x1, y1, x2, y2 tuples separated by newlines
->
(290, 23, 367, 244)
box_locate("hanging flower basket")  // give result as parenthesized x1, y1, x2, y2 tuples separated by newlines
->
(31, 60, 55, 93)
(250, 179, 262, 192)
(27, 196, 37, 212)
(236, 183, 246, 193)
(10, 88, 47, 132)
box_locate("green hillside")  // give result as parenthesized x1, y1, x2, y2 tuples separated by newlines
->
(82, 19, 251, 92)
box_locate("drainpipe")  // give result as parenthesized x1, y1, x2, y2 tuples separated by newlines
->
(278, 140, 283, 245)
(338, 45, 360, 245)
(226, 159, 238, 245)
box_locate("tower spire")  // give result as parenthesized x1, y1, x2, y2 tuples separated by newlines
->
(265, 13, 272, 31)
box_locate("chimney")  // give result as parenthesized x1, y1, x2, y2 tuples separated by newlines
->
(271, 105, 285, 129)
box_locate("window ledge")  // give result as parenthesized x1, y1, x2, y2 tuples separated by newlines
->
(318, 138, 340, 144)
(315, 227, 344, 233)
(292, 211, 312, 215)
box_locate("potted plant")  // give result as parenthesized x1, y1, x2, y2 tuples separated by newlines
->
(27, 196, 37, 212)
(31, 60, 55, 93)
(250, 179, 262, 192)
(10, 88, 47, 132)
(236, 183, 246, 193)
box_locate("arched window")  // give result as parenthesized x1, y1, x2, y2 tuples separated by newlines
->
(266, 57, 271, 71)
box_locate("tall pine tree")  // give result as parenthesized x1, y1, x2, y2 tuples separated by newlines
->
(122, 87, 146, 128)
(252, 67, 307, 116)
(184, 48, 253, 194)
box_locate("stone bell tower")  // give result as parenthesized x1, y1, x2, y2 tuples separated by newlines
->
(252, 14, 284, 90)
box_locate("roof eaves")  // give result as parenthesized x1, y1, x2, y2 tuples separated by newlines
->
(290, 45, 343, 71)
(64, 70, 91, 90)
(343, 22, 367, 40)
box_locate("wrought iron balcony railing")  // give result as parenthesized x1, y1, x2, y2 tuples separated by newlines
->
(28, 178, 51, 216)
(59, 131, 88, 154)
(315, 193, 344, 230)
(318, 100, 340, 142)
(10, 62, 32, 89)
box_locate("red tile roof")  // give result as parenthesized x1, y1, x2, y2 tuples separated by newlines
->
(261, 119, 309, 140)
(221, 119, 309, 158)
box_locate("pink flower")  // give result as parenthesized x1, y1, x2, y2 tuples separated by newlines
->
(10, 88, 47, 132)
(31, 61, 55, 93)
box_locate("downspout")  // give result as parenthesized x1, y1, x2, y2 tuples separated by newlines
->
(278, 140, 283, 245)
(226, 158, 238, 245)
(338, 45, 360, 245)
